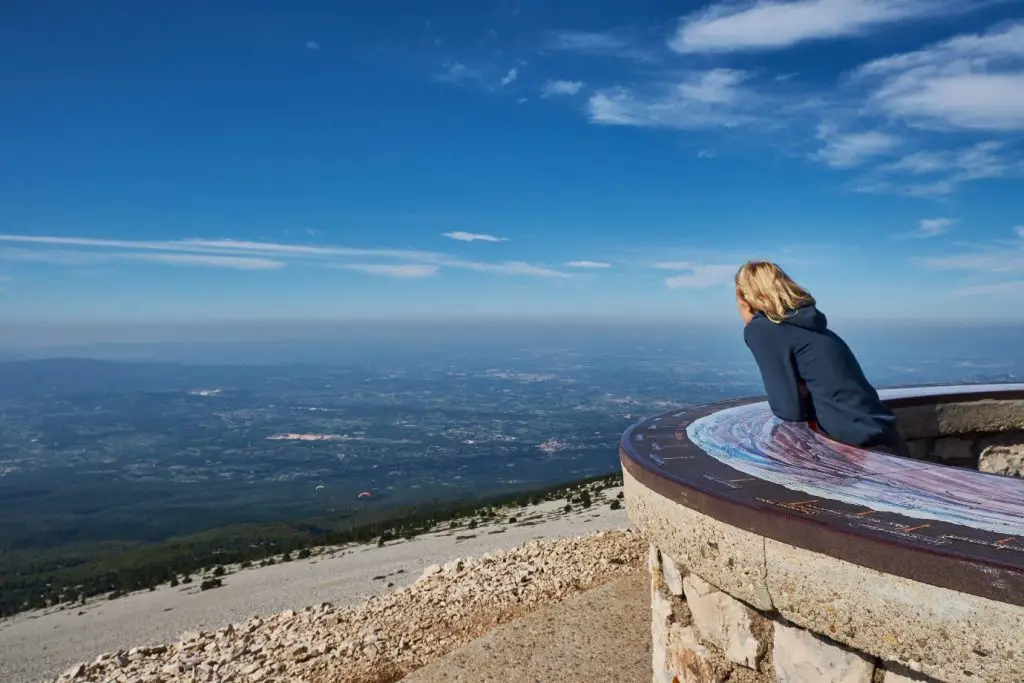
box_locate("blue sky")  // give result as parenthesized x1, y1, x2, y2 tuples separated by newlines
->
(1, 0, 1023, 325)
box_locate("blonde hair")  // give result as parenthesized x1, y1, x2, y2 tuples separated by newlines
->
(735, 261, 815, 324)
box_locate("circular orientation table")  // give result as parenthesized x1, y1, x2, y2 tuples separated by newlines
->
(620, 383, 1024, 606)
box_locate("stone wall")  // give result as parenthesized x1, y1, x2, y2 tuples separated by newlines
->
(904, 433, 1024, 475)
(892, 398, 1024, 476)
(648, 544, 933, 683)
(627, 390, 1024, 683)
(623, 464, 1024, 683)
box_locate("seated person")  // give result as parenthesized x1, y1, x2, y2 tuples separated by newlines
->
(734, 260, 909, 457)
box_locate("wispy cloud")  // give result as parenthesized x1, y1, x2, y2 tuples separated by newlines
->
(435, 62, 483, 85)
(917, 217, 954, 237)
(0, 235, 573, 279)
(853, 140, 1016, 195)
(565, 260, 612, 268)
(541, 80, 585, 97)
(588, 69, 757, 129)
(500, 68, 518, 86)
(670, 0, 976, 54)
(0, 246, 284, 270)
(652, 261, 739, 289)
(956, 280, 1024, 296)
(442, 231, 508, 242)
(916, 226, 1024, 282)
(813, 123, 901, 168)
(305, 40, 320, 51)
(854, 21, 1024, 131)
(338, 264, 439, 278)
(545, 29, 654, 61)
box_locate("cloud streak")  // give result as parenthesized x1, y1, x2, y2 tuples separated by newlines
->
(541, 80, 585, 97)
(442, 231, 508, 242)
(587, 70, 758, 129)
(670, 0, 976, 54)
(814, 123, 902, 168)
(855, 22, 1024, 131)
(0, 235, 572, 279)
(653, 261, 739, 289)
(565, 260, 612, 268)
(338, 264, 439, 278)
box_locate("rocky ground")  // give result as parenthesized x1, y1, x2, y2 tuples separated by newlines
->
(50, 529, 646, 683)
(2, 484, 629, 683)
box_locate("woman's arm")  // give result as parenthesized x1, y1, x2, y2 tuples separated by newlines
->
(743, 323, 808, 422)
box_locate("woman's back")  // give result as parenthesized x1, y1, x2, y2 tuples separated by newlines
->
(743, 304, 898, 449)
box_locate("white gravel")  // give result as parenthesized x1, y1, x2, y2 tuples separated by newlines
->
(0, 490, 630, 683)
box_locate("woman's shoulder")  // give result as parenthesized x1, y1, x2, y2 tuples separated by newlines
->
(743, 314, 779, 342)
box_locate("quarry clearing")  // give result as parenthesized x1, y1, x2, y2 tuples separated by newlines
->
(0, 487, 631, 683)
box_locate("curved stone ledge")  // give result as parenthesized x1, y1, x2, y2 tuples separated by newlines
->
(621, 384, 1024, 683)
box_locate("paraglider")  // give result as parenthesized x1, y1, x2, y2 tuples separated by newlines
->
(315, 485, 325, 492)
(357, 491, 372, 499)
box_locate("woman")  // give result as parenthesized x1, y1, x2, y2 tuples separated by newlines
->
(735, 260, 910, 457)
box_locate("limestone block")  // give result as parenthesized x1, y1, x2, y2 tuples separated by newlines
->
(978, 443, 1024, 478)
(649, 544, 661, 573)
(666, 625, 729, 683)
(652, 569, 675, 683)
(764, 537, 1024, 683)
(905, 439, 930, 462)
(662, 552, 685, 596)
(930, 438, 975, 466)
(773, 622, 874, 683)
(683, 574, 761, 669)
(623, 468, 772, 610)
(936, 400, 1024, 434)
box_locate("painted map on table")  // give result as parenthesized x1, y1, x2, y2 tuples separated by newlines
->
(686, 384, 1024, 537)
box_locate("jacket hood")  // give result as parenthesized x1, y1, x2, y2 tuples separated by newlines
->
(781, 303, 828, 331)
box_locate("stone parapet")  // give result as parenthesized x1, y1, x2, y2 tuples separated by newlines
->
(622, 384, 1024, 683)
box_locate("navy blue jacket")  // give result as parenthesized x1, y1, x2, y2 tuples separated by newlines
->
(743, 305, 900, 449)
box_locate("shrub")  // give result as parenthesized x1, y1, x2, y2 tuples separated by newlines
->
(213, 565, 225, 577)
(609, 500, 621, 510)
(297, 548, 311, 560)
(200, 578, 223, 592)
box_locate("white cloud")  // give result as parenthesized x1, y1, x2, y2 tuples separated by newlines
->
(544, 30, 652, 61)
(587, 70, 756, 129)
(435, 62, 482, 85)
(1016, 225, 1024, 239)
(653, 261, 738, 289)
(854, 140, 1015, 195)
(446, 259, 571, 278)
(813, 123, 901, 168)
(541, 80, 585, 97)
(305, 40, 320, 50)
(855, 22, 1024, 131)
(956, 280, 1024, 296)
(0, 246, 283, 270)
(916, 217, 954, 237)
(0, 235, 573, 278)
(442, 231, 507, 242)
(339, 264, 438, 278)
(500, 68, 518, 86)
(565, 260, 612, 268)
(670, 0, 968, 54)
(917, 226, 1024, 275)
